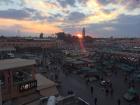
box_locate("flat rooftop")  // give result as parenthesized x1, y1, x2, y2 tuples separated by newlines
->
(35, 73, 56, 90)
(0, 47, 15, 52)
(0, 58, 36, 71)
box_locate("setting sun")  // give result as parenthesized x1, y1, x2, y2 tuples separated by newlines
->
(76, 33, 83, 39)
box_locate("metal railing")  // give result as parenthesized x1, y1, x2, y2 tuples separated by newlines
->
(17, 80, 37, 92)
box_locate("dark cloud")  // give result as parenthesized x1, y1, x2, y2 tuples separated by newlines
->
(126, 0, 140, 10)
(67, 12, 85, 22)
(0, 9, 30, 20)
(0, 0, 14, 5)
(97, 0, 111, 5)
(63, 14, 140, 37)
(24, 8, 36, 13)
(85, 14, 140, 37)
(58, 0, 76, 7)
(97, 0, 140, 10)
(97, 0, 130, 5)
(112, 15, 140, 37)
(0, 8, 47, 21)
(47, 14, 63, 22)
(32, 12, 47, 21)
(102, 8, 116, 14)
(0, 0, 26, 7)
(58, 0, 88, 7)
(26, 8, 47, 21)
(117, 14, 140, 24)
(77, 0, 87, 4)
(0, 25, 26, 36)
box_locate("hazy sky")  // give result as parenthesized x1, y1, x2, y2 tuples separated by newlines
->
(0, 0, 140, 37)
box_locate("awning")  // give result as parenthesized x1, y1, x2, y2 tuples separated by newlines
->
(80, 67, 98, 73)
(128, 88, 137, 94)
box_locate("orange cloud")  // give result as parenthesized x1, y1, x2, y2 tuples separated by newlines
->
(0, 18, 62, 34)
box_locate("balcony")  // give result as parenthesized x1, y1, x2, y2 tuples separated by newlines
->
(17, 80, 37, 92)
(2, 80, 37, 101)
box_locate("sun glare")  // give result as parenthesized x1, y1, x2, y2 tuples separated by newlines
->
(76, 33, 83, 39)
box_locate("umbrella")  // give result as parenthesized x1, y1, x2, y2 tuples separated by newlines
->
(128, 88, 137, 94)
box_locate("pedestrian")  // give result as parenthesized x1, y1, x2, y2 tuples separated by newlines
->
(90, 86, 93, 95)
(131, 79, 135, 88)
(67, 90, 70, 95)
(105, 88, 109, 96)
(124, 74, 127, 81)
(86, 78, 89, 85)
(117, 99, 121, 105)
(110, 87, 114, 96)
(67, 90, 74, 95)
(94, 97, 97, 105)
(132, 83, 135, 88)
(100, 76, 103, 81)
(110, 82, 112, 88)
(115, 70, 117, 75)
(55, 74, 58, 80)
(128, 81, 131, 88)
(70, 90, 74, 94)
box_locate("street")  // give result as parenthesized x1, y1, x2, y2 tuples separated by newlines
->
(58, 70, 140, 105)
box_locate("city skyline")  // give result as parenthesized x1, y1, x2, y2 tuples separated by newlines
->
(0, 0, 140, 37)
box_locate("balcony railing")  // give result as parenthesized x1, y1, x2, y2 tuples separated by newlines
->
(17, 80, 37, 92)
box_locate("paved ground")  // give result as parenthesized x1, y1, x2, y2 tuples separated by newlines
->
(58, 70, 140, 105)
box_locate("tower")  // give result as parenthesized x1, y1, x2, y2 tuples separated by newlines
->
(82, 27, 85, 37)
(40, 33, 44, 38)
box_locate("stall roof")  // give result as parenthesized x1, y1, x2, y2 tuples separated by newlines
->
(72, 60, 85, 65)
(128, 88, 137, 94)
(80, 67, 98, 72)
(0, 58, 36, 71)
(119, 64, 134, 72)
(103, 60, 114, 65)
(137, 74, 140, 78)
(80, 58, 94, 63)
(65, 57, 77, 62)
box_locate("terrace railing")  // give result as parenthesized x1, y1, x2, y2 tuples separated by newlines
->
(17, 80, 37, 92)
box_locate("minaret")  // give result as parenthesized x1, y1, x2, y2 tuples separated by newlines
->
(82, 27, 85, 38)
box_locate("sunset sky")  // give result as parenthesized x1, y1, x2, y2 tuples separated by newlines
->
(0, 0, 140, 37)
